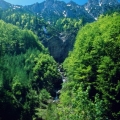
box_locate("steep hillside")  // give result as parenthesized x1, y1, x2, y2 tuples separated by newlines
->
(1, 0, 120, 23)
(0, 0, 120, 119)
(0, 8, 83, 62)
(0, 20, 62, 120)
(60, 13, 120, 120)
(84, 0, 120, 19)
(23, 0, 120, 23)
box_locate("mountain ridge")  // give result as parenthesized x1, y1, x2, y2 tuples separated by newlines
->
(1, 0, 120, 22)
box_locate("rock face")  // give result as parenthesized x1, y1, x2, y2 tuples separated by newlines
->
(24, 0, 94, 23)
(84, 0, 120, 19)
(87, 0, 99, 5)
(42, 32, 76, 62)
(87, 0, 118, 5)
(23, 0, 120, 22)
(0, 0, 119, 22)
(99, 0, 118, 5)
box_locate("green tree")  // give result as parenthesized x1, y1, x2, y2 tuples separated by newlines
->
(61, 13, 120, 119)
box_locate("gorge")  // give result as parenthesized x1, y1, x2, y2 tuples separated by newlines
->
(0, 0, 120, 120)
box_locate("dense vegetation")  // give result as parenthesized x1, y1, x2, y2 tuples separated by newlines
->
(0, 20, 62, 120)
(0, 8, 83, 38)
(0, 5, 120, 120)
(0, 8, 84, 62)
(58, 13, 120, 120)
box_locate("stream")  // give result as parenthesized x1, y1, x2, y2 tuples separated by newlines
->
(53, 65, 67, 102)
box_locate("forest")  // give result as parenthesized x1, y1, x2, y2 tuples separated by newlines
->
(0, 19, 62, 120)
(61, 13, 120, 120)
(0, 6, 120, 120)
(0, 8, 84, 62)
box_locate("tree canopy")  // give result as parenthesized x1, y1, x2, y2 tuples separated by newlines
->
(59, 13, 120, 120)
(0, 20, 62, 120)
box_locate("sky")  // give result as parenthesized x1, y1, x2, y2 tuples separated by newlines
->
(4, 0, 88, 6)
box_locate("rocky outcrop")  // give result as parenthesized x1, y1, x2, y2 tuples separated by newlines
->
(84, 0, 120, 19)
(42, 32, 76, 63)
(24, 0, 94, 23)
(99, 0, 118, 5)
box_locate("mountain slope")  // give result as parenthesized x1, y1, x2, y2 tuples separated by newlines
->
(0, 8, 83, 62)
(23, 0, 94, 24)
(1, 0, 120, 22)
(0, 0, 120, 62)
(0, 20, 62, 120)
(22, 0, 120, 22)
(61, 13, 120, 120)
(84, 0, 120, 19)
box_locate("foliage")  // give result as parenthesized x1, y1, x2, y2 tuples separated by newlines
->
(0, 8, 86, 63)
(1, 6, 120, 120)
(60, 13, 120, 119)
(0, 20, 46, 55)
(0, 20, 62, 120)
(0, 8, 57, 41)
(55, 18, 83, 32)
